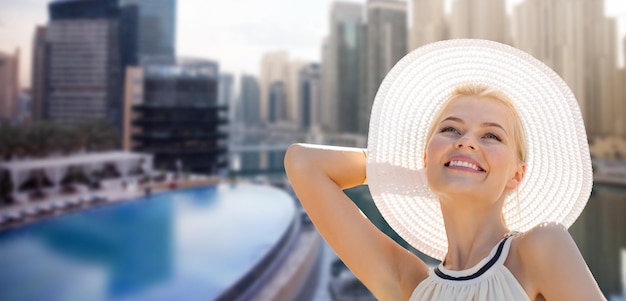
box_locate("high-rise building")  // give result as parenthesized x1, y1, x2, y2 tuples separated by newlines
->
(218, 73, 233, 106)
(327, 2, 364, 134)
(120, 0, 176, 64)
(16, 90, 32, 124)
(320, 37, 336, 132)
(512, 0, 618, 140)
(260, 51, 289, 124)
(449, 0, 508, 43)
(362, 0, 407, 135)
(240, 75, 260, 127)
(299, 63, 321, 131)
(409, 0, 446, 50)
(124, 59, 228, 174)
(268, 81, 287, 123)
(286, 60, 309, 125)
(0, 49, 20, 122)
(218, 73, 237, 125)
(31, 26, 47, 122)
(45, 17, 121, 127)
(36, 0, 140, 131)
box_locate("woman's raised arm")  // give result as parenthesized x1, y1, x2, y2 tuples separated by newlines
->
(284, 143, 428, 300)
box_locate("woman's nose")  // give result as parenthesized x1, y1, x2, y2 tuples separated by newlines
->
(455, 135, 477, 150)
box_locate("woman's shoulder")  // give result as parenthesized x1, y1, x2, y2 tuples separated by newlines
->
(509, 224, 606, 300)
(514, 222, 573, 258)
(507, 222, 590, 299)
(509, 222, 575, 271)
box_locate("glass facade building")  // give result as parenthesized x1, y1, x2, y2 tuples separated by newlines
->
(240, 75, 261, 128)
(298, 63, 321, 131)
(40, 0, 140, 130)
(268, 81, 286, 124)
(120, 0, 176, 63)
(362, 0, 407, 135)
(327, 2, 364, 134)
(130, 59, 228, 174)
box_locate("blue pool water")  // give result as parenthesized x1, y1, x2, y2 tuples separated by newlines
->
(0, 184, 296, 301)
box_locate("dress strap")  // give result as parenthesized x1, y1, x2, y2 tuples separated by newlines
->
(496, 231, 517, 265)
(434, 236, 512, 281)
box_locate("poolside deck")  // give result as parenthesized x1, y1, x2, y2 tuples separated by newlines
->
(0, 174, 221, 230)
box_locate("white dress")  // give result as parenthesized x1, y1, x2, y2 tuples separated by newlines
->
(409, 235, 531, 301)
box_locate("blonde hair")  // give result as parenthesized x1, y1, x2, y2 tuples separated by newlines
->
(425, 83, 527, 163)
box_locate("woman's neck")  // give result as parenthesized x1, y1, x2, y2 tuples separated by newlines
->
(439, 196, 509, 271)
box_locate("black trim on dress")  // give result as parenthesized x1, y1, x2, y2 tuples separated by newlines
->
(434, 237, 509, 281)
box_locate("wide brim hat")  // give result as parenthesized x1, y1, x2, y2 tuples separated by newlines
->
(366, 39, 592, 260)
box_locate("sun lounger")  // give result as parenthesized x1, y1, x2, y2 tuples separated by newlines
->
(3, 211, 22, 222)
(21, 206, 37, 217)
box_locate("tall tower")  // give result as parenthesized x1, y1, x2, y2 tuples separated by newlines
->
(240, 75, 261, 128)
(449, 0, 507, 43)
(409, 0, 446, 50)
(362, 0, 407, 135)
(328, 1, 364, 134)
(299, 63, 321, 131)
(120, 0, 176, 64)
(320, 37, 336, 132)
(512, 0, 618, 140)
(260, 51, 289, 125)
(0, 49, 20, 122)
(43, 0, 123, 128)
(30, 26, 47, 122)
(286, 60, 309, 125)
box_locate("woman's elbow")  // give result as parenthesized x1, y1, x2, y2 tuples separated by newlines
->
(284, 143, 308, 174)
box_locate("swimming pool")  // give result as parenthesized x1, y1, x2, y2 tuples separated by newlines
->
(0, 184, 296, 301)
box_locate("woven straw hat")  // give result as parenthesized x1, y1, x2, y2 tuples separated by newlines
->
(366, 39, 592, 261)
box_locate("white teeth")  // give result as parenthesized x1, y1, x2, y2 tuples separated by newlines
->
(449, 160, 481, 171)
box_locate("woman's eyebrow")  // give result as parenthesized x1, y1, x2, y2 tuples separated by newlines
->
(481, 122, 508, 135)
(442, 117, 508, 135)
(441, 116, 463, 123)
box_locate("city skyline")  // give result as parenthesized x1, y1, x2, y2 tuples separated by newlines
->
(3, 0, 626, 89)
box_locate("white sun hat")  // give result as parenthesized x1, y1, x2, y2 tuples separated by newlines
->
(366, 39, 593, 261)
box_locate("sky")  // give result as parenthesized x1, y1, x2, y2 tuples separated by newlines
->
(1, 0, 626, 89)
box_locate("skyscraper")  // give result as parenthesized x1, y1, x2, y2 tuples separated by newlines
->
(0, 49, 20, 123)
(125, 59, 228, 174)
(512, 0, 618, 140)
(240, 75, 261, 128)
(449, 0, 508, 43)
(268, 81, 287, 123)
(299, 63, 321, 131)
(260, 51, 289, 124)
(362, 0, 407, 135)
(44, 0, 123, 128)
(218, 73, 237, 125)
(34, 0, 142, 132)
(320, 37, 336, 132)
(409, 0, 446, 50)
(218, 73, 233, 106)
(30, 26, 47, 122)
(120, 0, 176, 64)
(327, 2, 364, 134)
(286, 60, 309, 125)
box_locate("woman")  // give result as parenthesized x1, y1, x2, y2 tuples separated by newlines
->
(284, 40, 605, 300)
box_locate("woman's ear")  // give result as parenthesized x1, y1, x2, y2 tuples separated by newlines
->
(506, 162, 526, 190)
(423, 152, 427, 168)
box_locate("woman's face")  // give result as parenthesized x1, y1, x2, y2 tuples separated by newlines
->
(424, 95, 525, 203)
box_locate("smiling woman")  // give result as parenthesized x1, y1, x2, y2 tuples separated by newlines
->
(284, 39, 606, 301)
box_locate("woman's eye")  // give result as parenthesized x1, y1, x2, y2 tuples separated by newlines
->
(484, 133, 501, 141)
(440, 127, 458, 134)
